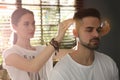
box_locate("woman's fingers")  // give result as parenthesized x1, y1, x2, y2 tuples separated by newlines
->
(59, 18, 74, 31)
(55, 19, 74, 42)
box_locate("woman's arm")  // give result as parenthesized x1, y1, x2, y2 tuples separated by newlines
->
(5, 19, 73, 72)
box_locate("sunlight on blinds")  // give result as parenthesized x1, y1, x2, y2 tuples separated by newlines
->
(0, 1, 16, 52)
(22, 0, 76, 48)
(0, 0, 77, 53)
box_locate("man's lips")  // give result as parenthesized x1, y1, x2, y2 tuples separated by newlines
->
(90, 39, 100, 45)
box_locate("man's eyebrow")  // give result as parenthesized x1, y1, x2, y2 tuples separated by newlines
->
(98, 26, 102, 29)
(86, 26, 94, 28)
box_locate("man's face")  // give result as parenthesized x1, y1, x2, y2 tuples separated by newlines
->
(76, 17, 102, 50)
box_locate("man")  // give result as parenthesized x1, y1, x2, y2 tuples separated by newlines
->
(48, 8, 119, 80)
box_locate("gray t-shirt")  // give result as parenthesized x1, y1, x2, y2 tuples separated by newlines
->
(2, 45, 53, 80)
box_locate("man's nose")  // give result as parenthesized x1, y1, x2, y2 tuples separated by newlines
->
(92, 30, 99, 37)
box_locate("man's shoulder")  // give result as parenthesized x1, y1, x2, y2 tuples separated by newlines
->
(95, 51, 112, 59)
(95, 51, 116, 64)
(54, 54, 71, 70)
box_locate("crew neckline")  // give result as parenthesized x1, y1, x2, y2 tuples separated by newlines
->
(67, 53, 96, 69)
(13, 44, 36, 52)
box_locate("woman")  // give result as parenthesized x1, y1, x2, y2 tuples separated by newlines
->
(2, 8, 73, 80)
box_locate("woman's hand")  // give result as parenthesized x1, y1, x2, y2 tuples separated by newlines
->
(55, 19, 74, 42)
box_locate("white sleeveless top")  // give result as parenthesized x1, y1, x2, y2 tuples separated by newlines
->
(2, 45, 53, 80)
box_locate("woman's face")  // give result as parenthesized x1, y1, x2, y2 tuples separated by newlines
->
(14, 13, 35, 40)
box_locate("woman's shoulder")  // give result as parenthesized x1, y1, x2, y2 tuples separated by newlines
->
(3, 45, 17, 53)
(2, 45, 19, 58)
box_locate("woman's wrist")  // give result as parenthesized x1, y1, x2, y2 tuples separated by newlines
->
(49, 38, 60, 55)
(54, 35, 64, 43)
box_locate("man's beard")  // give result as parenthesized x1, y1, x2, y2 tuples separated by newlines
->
(80, 38, 100, 50)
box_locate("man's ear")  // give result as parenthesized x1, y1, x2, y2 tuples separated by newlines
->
(73, 29, 78, 37)
(11, 24, 17, 32)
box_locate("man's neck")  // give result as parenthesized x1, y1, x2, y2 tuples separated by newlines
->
(69, 44, 95, 66)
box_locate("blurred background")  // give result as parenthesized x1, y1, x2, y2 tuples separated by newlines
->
(0, 0, 120, 79)
(84, 0, 120, 77)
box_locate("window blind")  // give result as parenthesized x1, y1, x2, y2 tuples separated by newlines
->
(0, 0, 84, 54)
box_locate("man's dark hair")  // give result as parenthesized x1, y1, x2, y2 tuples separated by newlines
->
(73, 8, 101, 20)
